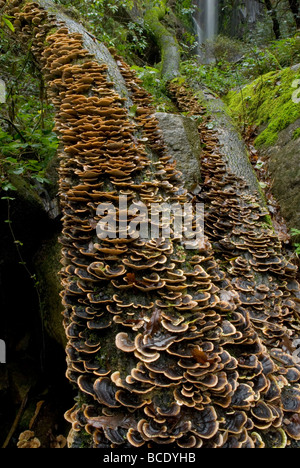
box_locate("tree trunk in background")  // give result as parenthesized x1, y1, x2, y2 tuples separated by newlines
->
(288, 0, 300, 29)
(264, 0, 281, 38)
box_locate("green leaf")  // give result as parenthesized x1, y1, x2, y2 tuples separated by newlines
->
(33, 174, 50, 184)
(14, 240, 23, 246)
(255, 161, 265, 170)
(27, 159, 41, 167)
(291, 228, 300, 236)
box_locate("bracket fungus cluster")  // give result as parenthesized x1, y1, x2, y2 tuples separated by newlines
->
(4, 0, 300, 449)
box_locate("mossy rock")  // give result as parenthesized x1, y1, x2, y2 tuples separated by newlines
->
(224, 67, 300, 148)
(0, 174, 56, 265)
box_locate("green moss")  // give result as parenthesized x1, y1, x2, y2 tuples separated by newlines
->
(224, 67, 300, 148)
(131, 65, 177, 112)
(7, 174, 45, 208)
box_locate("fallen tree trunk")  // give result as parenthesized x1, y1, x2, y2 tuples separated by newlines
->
(3, 0, 300, 450)
(143, 1, 180, 80)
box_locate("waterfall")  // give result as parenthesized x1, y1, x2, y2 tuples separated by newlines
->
(206, 0, 218, 40)
(193, 0, 219, 61)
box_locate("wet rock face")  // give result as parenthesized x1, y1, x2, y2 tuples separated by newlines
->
(263, 119, 300, 232)
(155, 112, 202, 190)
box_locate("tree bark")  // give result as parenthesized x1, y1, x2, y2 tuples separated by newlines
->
(288, 0, 300, 29)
